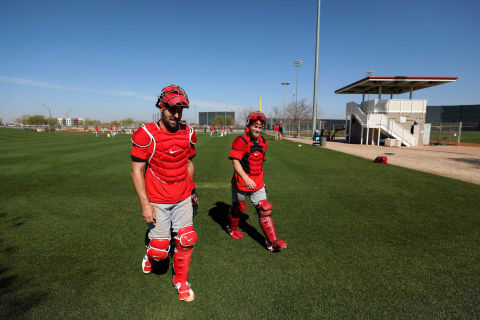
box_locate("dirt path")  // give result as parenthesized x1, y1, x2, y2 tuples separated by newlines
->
(286, 137, 480, 185)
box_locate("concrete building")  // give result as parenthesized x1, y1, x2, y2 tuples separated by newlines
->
(198, 112, 235, 126)
(336, 76, 457, 146)
(57, 117, 85, 127)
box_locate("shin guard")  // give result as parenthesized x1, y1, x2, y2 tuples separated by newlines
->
(259, 216, 278, 243)
(257, 200, 277, 242)
(146, 238, 170, 261)
(172, 226, 197, 285)
(227, 201, 245, 239)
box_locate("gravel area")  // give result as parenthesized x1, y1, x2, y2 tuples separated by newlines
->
(287, 137, 480, 185)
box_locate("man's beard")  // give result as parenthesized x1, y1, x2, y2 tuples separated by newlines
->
(161, 115, 178, 131)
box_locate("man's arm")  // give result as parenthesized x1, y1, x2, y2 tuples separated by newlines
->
(187, 159, 195, 187)
(232, 159, 256, 190)
(131, 161, 155, 223)
(187, 159, 199, 215)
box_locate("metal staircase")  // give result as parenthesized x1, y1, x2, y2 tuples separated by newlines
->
(348, 102, 417, 147)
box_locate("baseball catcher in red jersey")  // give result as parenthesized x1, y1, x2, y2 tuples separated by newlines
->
(130, 84, 198, 302)
(227, 111, 287, 251)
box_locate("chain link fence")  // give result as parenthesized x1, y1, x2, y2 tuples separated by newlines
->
(263, 118, 348, 140)
(430, 122, 480, 145)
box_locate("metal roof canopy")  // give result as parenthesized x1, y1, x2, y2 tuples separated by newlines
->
(335, 76, 457, 95)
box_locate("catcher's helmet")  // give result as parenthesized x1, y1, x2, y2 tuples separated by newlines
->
(246, 111, 266, 127)
(156, 84, 189, 109)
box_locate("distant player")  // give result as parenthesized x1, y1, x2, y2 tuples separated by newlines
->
(95, 124, 99, 137)
(131, 84, 198, 302)
(227, 111, 287, 252)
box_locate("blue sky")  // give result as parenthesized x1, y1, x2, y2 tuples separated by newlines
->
(1, 0, 479, 123)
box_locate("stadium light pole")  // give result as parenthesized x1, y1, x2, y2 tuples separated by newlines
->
(281, 82, 290, 124)
(293, 59, 302, 111)
(41, 104, 52, 119)
(293, 60, 302, 136)
(312, 0, 321, 133)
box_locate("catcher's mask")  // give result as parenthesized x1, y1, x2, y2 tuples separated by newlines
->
(156, 84, 189, 109)
(246, 111, 266, 127)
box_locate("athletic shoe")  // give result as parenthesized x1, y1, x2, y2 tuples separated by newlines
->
(227, 225, 244, 239)
(142, 253, 152, 274)
(174, 282, 195, 302)
(266, 239, 287, 252)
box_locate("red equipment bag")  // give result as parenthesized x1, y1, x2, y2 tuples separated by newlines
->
(374, 156, 388, 164)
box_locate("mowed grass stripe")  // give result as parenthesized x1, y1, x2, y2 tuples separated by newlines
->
(1, 128, 479, 319)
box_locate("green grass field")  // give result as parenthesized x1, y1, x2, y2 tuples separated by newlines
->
(1, 128, 479, 319)
(430, 130, 480, 144)
(460, 131, 480, 144)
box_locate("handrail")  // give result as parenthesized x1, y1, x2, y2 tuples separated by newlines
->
(350, 103, 417, 146)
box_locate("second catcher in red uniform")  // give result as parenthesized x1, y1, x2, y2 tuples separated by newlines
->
(227, 111, 287, 251)
(131, 84, 198, 302)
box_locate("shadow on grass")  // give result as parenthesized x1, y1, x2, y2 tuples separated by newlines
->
(208, 201, 266, 249)
(450, 157, 480, 168)
(0, 214, 47, 316)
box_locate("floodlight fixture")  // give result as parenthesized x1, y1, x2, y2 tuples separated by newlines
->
(293, 59, 303, 113)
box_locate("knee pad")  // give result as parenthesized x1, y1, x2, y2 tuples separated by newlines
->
(232, 201, 246, 216)
(147, 238, 170, 261)
(256, 200, 273, 216)
(175, 226, 198, 248)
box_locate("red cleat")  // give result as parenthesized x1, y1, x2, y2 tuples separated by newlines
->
(174, 282, 195, 302)
(142, 253, 152, 274)
(266, 239, 287, 252)
(230, 229, 244, 239)
(227, 225, 244, 239)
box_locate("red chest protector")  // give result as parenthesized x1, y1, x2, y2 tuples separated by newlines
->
(238, 135, 266, 176)
(133, 122, 194, 184)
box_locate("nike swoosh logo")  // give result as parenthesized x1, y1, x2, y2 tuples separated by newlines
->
(169, 149, 182, 154)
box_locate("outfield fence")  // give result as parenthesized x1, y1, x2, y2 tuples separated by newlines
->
(429, 122, 480, 145)
(263, 118, 347, 141)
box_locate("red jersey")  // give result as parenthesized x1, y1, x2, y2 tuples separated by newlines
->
(131, 122, 196, 204)
(228, 134, 267, 192)
(274, 125, 279, 132)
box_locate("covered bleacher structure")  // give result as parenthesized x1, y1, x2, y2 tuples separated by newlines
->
(335, 76, 457, 146)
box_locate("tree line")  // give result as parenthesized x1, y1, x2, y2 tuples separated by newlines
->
(13, 115, 144, 127)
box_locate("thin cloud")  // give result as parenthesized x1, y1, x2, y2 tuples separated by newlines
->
(190, 100, 245, 112)
(0, 75, 153, 101)
(0, 75, 249, 117)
